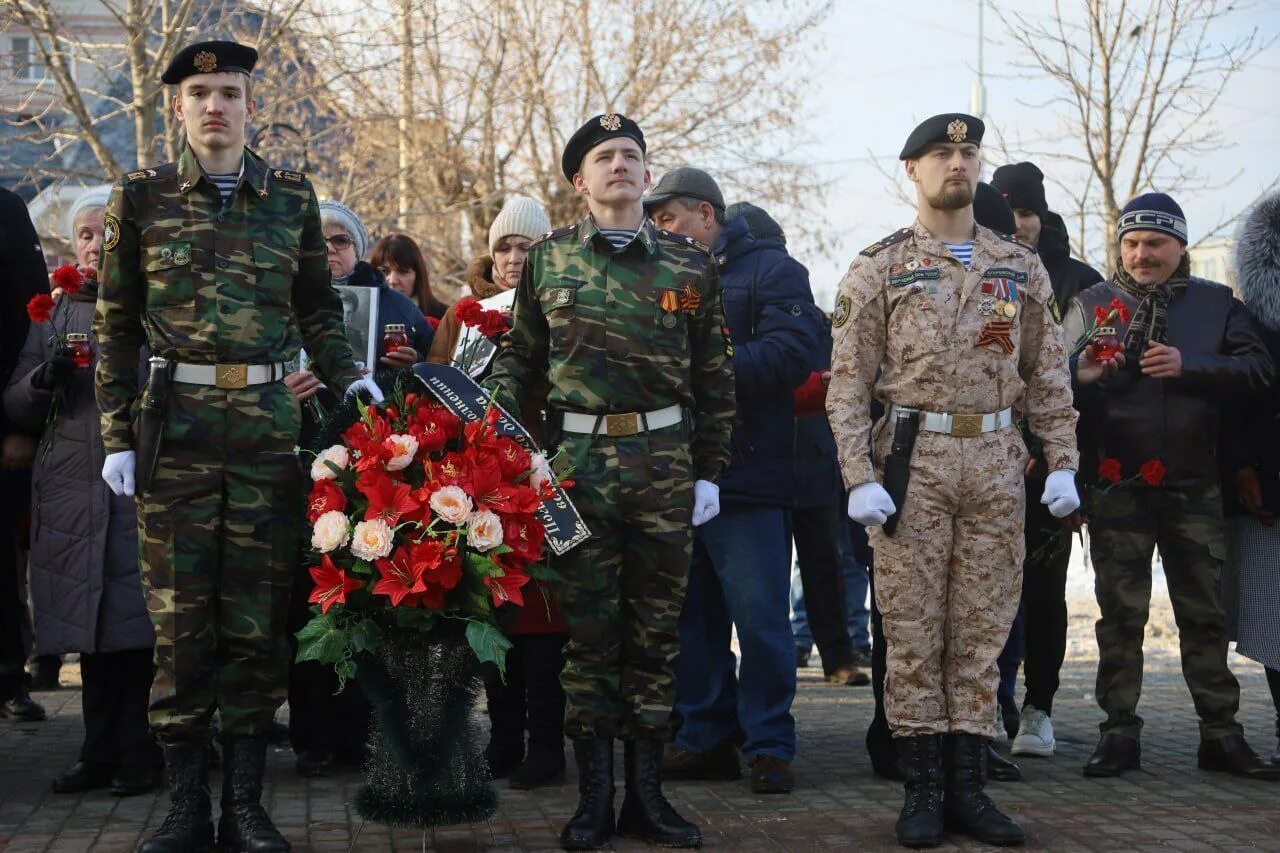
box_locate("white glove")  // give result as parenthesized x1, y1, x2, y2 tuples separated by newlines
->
(1041, 469, 1080, 518)
(344, 376, 385, 403)
(847, 481, 896, 527)
(692, 480, 720, 527)
(102, 450, 136, 497)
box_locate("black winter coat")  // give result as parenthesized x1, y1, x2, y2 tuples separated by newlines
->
(1037, 211, 1103, 312)
(2, 291, 153, 655)
(1, 187, 49, 434)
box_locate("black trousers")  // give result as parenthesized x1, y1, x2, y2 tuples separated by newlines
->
(286, 553, 370, 756)
(486, 633, 569, 746)
(0, 468, 32, 699)
(790, 502, 853, 674)
(80, 649, 157, 769)
(1020, 495, 1071, 714)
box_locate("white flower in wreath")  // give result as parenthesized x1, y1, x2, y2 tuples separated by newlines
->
(385, 433, 419, 472)
(311, 445, 350, 481)
(350, 518, 395, 560)
(430, 485, 473, 525)
(467, 508, 504, 552)
(529, 452, 555, 493)
(311, 510, 351, 553)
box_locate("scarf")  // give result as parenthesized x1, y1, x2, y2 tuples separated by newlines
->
(1114, 254, 1191, 358)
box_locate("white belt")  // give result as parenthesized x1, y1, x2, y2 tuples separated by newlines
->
(172, 362, 286, 389)
(561, 404, 684, 438)
(890, 405, 1014, 438)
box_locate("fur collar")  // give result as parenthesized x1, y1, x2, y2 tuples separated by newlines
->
(466, 255, 504, 300)
(1237, 190, 1280, 331)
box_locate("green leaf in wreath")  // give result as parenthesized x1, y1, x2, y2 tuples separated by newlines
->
(348, 618, 384, 653)
(466, 620, 513, 674)
(295, 614, 349, 665)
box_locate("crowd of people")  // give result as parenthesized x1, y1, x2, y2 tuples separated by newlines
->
(1, 34, 1279, 853)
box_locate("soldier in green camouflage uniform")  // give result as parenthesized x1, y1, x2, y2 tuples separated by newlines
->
(486, 114, 735, 850)
(94, 41, 365, 853)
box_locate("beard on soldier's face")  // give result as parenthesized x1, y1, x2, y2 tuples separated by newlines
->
(925, 181, 974, 211)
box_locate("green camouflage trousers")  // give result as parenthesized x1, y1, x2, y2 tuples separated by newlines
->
(550, 424, 694, 740)
(139, 381, 301, 743)
(1089, 482, 1242, 741)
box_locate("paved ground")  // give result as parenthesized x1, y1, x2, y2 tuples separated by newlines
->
(3, 572, 1279, 851)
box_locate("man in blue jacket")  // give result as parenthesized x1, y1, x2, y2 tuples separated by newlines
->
(646, 170, 821, 793)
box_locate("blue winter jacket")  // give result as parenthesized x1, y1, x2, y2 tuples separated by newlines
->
(343, 261, 434, 360)
(713, 216, 822, 506)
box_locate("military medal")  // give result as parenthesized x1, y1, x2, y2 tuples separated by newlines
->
(659, 290, 681, 313)
(1003, 301, 1018, 318)
(979, 296, 995, 316)
(661, 313, 677, 329)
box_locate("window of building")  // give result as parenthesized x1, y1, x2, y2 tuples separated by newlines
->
(8, 37, 45, 82)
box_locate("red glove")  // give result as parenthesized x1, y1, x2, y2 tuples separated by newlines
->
(792, 371, 827, 416)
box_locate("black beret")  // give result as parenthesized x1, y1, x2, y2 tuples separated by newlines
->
(973, 182, 1016, 236)
(162, 40, 258, 86)
(899, 113, 984, 160)
(561, 114, 646, 182)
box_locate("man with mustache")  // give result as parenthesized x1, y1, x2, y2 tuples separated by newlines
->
(1064, 193, 1279, 782)
(94, 40, 375, 853)
(827, 113, 1081, 848)
(486, 114, 735, 850)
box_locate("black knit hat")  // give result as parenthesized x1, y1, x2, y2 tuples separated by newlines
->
(725, 202, 786, 245)
(1118, 192, 1188, 244)
(990, 162, 1048, 219)
(973, 183, 1016, 236)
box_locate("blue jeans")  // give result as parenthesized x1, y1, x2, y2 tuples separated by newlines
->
(791, 523, 871, 655)
(674, 505, 797, 761)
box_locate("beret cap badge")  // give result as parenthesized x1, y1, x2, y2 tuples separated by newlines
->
(947, 119, 969, 143)
(600, 114, 622, 132)
(193, 50, 218, 73)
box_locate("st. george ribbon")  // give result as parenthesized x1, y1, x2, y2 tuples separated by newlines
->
(412, 362, 590, 556)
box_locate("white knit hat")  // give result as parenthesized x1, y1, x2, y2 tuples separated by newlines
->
(488, 196, 551, 254)
(318, 199, 370, 260)
(66, 184, 113, 241)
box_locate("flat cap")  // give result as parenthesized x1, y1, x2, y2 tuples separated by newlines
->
(561, 114, 646, 182)
(162, 40, 258, 86)
(644, 167, 725, 211)
(899, 112, 984, 160)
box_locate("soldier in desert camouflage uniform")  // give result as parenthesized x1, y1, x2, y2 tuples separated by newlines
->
(94, 41, 376, 853)
(826, 114, 1080, 849)
(486, 113, 735, 851)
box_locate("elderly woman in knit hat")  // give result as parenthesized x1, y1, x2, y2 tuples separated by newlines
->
(281, 201, 433, 407)
(426, 195, 551, 367)
(4, 184, 159, 796)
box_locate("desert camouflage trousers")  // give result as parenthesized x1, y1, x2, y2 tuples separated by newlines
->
(1089, 482, 1241, 741)
(138, 381, 302, 743)
(550, 423, 694, 740)
(869, 425, 1028, 738)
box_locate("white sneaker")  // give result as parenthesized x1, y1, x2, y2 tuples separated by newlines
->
(1011, 706, 1056, 756)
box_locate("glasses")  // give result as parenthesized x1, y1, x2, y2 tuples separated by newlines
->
(325, 234, 354, 250)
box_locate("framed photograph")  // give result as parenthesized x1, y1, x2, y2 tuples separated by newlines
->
(335, 284, 380, 374)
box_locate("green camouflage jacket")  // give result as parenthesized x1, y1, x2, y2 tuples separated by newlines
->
(485, 216, 736, 481)
(93, 145, 359, 453)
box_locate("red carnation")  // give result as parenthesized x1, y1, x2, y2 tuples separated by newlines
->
(478, 309, 509, 339)
(1094, 305, 1108, 324)
(306, 479, 347, 523)
(1097, 458, 1122, 484)
(454, 297, 484, 327)
(1139, 459, 1166, 487)
(307, 555, 362, 614)
(52, 264, 84, 295)
(27, 293, 56, 324)
(1109, 297, 1130, 325)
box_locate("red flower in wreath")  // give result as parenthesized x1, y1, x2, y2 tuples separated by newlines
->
(372, 546, 428, 606)
(1097, 458, 1122, 484)
(484, 567, 530, 608)
(27, 293, 56, 324)
(502, 513, 544, 564)
(306, 478, 347, 523)
(307, 555, 362, 614)
(356, 468, 418, 524)
(1139, 459, 1166, 487)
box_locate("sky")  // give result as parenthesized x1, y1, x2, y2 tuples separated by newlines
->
(787, 0, 1280, 308)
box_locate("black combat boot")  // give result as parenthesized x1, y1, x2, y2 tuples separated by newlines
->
(617, 740, 701, 847)
(893, 735, 944, 848)
(217, 736, 290, 852)
(137, 741, 214, 853)
(943, 734, 1026, 846)
(560, 739, 616, 850)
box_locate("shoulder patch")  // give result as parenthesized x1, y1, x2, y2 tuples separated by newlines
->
(833, 294, 852, 328)
(532, 225, 575, 247)
(122, 163, 176, 184)
(1048, 293, 1063, 324)
(997, 231, 1033, 251)
(860, 227, 912, 257)
(271, 169, 306, 185)
(102, 213, 120, 252)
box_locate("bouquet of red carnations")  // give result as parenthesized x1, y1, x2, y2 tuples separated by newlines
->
(295, 380, 568, 687)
